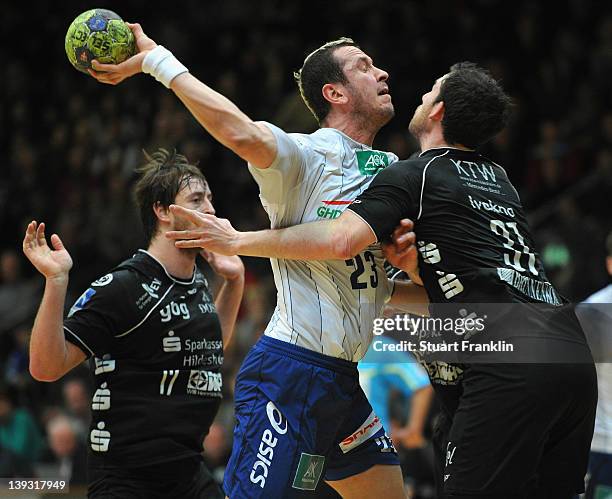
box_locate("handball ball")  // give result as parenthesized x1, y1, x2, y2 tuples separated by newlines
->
(65, 9, 136, 73)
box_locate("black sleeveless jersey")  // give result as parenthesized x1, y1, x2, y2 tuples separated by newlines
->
(350, 147, 564, 305)
(64, 250, 223, 468)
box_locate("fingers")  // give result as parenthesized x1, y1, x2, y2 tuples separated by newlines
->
(395, 230, 416, 247)
(91, 60, 119, 73)
(50, 234, 65, 251)
(175, 239, 206, 249)
(88, 67, 124, 86)
(169, 205, 206, 224)
(23, 221, 37, 249)
(127, 22, 144, 37)
(36, 222, 48, 247)
(165, 230, 205, 240)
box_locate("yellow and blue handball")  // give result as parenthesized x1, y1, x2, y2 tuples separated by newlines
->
(65, 9, 136, 73)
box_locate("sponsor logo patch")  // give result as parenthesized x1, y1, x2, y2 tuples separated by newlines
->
(356, 150, 390, 175)
(339, 411, 382, 454)
(68, 288, 96, 317)
(187, 370, 222, 397)
(92, 274, 113, 286)
(292, 453, 325, 490)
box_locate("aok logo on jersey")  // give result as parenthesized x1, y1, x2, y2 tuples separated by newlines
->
(356, 150, 390, 175)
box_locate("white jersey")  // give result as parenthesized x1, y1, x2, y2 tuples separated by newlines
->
(249, 122, 398, 361)
(583, 284, 612, 454)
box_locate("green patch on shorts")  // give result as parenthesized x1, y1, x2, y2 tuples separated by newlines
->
(292, 453, 325, 491)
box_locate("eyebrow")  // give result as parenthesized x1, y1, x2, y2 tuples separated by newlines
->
(352, 55, 373, 68)
(187, 189, 207, 198)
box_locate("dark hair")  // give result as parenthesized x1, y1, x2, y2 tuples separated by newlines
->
(436, 62, 513, 149)
(133, 149, 207, 245)
(294, 37, 357, 125)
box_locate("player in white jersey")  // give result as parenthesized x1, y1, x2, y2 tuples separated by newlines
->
(248, 122, 398, 360)
(90, 27, 427, 498)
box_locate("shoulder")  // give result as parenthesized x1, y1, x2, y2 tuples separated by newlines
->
(370, 157, 429, 184)
(584, 285, 612, 304)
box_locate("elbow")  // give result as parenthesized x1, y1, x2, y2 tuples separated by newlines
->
(330, 230, 355, 260)
(227, 123, 266, 158)
(29, 362, 62, 383)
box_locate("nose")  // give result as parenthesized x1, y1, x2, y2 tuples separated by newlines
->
(203, 198, 215, 216)
(376, 66, 389, 82)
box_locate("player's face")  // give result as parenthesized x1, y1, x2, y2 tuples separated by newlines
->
(409, 75, 447, 138)
(171, 177, 215, 232)
(334, 46, 394, 125)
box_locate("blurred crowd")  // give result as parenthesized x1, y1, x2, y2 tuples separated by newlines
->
(1, 0, 610, 496)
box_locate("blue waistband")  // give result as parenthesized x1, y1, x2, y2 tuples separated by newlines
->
(258, 335, 358, 377)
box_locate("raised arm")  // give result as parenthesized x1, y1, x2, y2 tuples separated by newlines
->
(200, 250, 245, 349)
(22, 222, 86, 382)
(166, 206, 378, 260)
(89, 23, 277, 169)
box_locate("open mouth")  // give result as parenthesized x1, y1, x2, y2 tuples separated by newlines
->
(378, 87, 390, 96)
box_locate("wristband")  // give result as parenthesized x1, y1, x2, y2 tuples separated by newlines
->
(142, 45, 188, 88)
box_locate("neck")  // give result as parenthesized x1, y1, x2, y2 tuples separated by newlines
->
(324, 113, 379, 147)
(146, 235, 196, 280)
(418, 129, 471, 153)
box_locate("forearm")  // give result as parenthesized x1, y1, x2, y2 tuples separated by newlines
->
(29, 277, 71, 381)
(170, 73, 274, 165)
(406, 385, 434, 433)
(388, 281, 430, 316)
(214, 274, 245, 349)
(235, 221, 350, 261)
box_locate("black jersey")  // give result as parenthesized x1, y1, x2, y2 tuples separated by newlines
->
(64, 250, 223, 468)
(350, 147, 563, 305)
(350, 147, 592, 398)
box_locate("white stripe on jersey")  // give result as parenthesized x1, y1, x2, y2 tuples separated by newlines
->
(249, 123, 397, 361)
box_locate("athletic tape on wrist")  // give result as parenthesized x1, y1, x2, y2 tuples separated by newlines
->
(142, 45, 189, 88)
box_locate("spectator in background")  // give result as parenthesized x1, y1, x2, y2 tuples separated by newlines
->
(61, 378, 91, 438)
(46, 414, 88, 487)
(578, 231, 612, 499)
(359, 334, 435, 498)
(4, 324, 31, 388)
(0, 384, 44, 468)
(0, 249, 40, 335)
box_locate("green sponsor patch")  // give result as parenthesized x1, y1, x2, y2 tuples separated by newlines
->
(292, 453, 325, 491)
(356, 150, 390, 175)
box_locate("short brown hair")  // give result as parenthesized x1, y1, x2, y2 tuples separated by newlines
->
(294, 37, 357, 125)
(133, 149, 206, 245)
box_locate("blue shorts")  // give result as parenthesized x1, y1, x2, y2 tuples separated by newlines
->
(223, 336, 399, 498)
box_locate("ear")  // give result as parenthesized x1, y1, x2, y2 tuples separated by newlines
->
(429, 100, 445, 122)
(153, 202, 170, 223)
(322, 83, 349, 106)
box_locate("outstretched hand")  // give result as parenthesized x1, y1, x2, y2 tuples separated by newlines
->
(200, 249, 244, 281)
(165, 205, 240, 256)
(382, 219, 422, 283)
(22, 221, 73, 280)
(88, 23, 157, 85)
